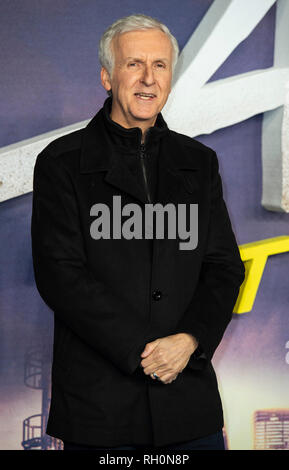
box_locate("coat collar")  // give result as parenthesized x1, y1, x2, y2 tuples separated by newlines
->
(80, 98, 200, 204)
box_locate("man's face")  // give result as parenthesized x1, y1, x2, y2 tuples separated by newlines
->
(101, 28, 173, 129)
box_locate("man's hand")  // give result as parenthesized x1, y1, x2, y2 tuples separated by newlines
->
(140, 333, 198, 384)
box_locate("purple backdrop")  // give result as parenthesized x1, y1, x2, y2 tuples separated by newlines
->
(0, 0, 288, 450)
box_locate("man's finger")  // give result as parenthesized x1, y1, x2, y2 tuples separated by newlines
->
(160, 374, 177, 385)
(140, 340, 159, 358)
(143, 363, 166, 376)
(141, 350, 166, 368)
(143, 359, 170, 374)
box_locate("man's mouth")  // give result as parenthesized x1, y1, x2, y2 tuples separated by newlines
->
(134, 92, 156, 100)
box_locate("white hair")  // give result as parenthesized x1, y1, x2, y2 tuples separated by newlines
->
(98, 13, 179, 79)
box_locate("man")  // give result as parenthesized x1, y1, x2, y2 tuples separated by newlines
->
(31, 14, 245, 450)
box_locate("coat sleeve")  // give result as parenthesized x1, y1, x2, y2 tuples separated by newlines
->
(31, 148, 147, 376)
(175, 151, 245, 370)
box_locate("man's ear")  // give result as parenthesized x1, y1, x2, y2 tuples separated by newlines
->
(100, 67, 112, 93)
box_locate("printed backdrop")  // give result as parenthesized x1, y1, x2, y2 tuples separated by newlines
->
(0, 0, 288, 450)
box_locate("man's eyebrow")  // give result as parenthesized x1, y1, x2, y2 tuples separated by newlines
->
(125, 57, 169, 63)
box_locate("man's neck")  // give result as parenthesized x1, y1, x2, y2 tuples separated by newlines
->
(109, 109, 156, 144)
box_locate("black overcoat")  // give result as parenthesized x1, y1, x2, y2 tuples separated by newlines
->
(31, 98, 245, 447)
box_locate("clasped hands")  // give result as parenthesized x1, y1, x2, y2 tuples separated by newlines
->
(140, 333, 198, 385)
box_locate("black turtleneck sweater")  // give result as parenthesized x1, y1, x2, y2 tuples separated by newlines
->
(102, 96, 169, 206)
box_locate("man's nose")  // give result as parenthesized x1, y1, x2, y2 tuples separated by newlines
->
(140, 65, 155, 86)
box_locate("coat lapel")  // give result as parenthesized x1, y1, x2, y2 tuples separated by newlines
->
(104, 157, 148, 205)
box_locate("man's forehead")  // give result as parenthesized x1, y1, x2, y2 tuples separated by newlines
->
(115, 29, 170, 46)
(113, 30, 172, 58)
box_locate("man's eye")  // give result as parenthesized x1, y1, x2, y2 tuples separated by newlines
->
(129, 63, 137, 67)
(156, 63, 165, 68)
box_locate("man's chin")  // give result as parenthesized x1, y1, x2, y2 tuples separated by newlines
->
(129, 109, 159, 123)
(132, 115, 156, 122)
(130, 101, 160, 118)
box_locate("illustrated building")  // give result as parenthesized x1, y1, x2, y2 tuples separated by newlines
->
(21, 345, 63, 450)
(254, 409, 289, 450)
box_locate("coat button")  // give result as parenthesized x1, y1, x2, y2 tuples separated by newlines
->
(152, 290, 162, 301)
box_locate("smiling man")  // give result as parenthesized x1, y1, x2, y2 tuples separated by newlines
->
(100, 28, 173, 136)
(31, 14, 245, 451)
